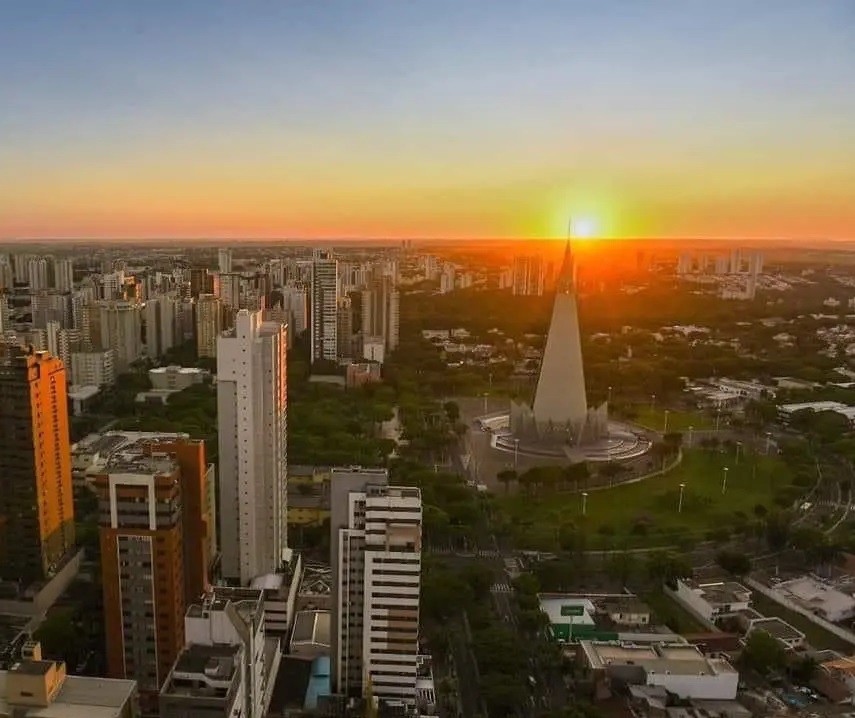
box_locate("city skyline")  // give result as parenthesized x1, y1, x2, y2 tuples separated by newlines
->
(2, 1, 854, 241)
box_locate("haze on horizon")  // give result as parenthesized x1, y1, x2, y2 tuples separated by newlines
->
(1, 1, 854, 242)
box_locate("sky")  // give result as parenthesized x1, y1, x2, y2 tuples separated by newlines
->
(1, 1, 854, 240)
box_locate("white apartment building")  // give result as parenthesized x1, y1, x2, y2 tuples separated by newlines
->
(513, 255, 545, 296)
(144, 295, 178, 358)
(331, 469, 422, 706)
(54, 258, 74, 292)
(310, 250, 338, 363)
(27, 256, 50, 291)
(161, 587, 281, 718)
(218, 247, 234, 274)
(95, 301, 142, 373)
(217, 310, 288, 585)
(71, 349, 116, 386)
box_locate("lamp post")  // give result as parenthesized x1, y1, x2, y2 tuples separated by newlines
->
(722, 466, 729, 495)
(651, 393, 656, 410)
(514, 438, 520, 471)
(735, 442, 742, 465)
(688, 425, 694, 448)
(483, 392, 488, 415)
(582, 492, 588, 517)
(664, 410, 670, 435)
(765, 432, 773, 456)
(678, 483, 686, 513)
(715, 407, 721, 432)
(607, 386, 613, 405)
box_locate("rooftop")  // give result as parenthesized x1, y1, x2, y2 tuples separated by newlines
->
(0, 672, 137, 718)
(747, 617, 805, 642)
(777, 576, 855, 616)
(682, 579, 751, 607)
(290, 610, 331, 648)
(581, 641, 737, 677)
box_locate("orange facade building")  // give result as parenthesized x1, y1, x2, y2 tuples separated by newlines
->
(0, 347, 75, 586)
(93, 436, 213, 710)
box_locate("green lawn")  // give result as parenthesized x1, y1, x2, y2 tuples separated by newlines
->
(496, 448, 791, 549)
(750, 592, 855, 652)
(631, 406, 715, 433)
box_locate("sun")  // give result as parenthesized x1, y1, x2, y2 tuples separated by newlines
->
(570, 217, 598, 239)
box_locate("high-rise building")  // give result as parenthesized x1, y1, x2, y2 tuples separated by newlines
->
(143, 296, 178, 358)
(217, 310, 288, 585)
(310, 250, 338, 363)
(94, 301, 142, 374)
(336, 296, 353, 360)
(54, 258, 74, 292)
(0, 347, 75, 585)
(218, 247, 233, 274)
(71, 349, 115, 386)
(512, 255, 545, 296)
(330, 468, 422, 705)
(94, 437, 213, 706)
(189, 268, 217, 299)
(27, 257, 50, 291)
(361, 276, 399, 353)
(195, 293, 221, 359)
(439, 264, 455, 294)
(160, 587, 281, 718)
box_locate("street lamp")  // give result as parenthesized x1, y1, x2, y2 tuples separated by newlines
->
(678, 483, 686, 513)
(582, 492, 588, 517)
(607, 386, 613, 405)
(514, 438, 520, 471)
(651, 393, 656, 410)
(482, 392, 488, 415)
(765, 432, 773, 456)
(722, 466, 729, 495)
(664, 410, 670, 435)
(735, 442, 742, 465)
(715, 407, 721, 432)
(688, 425, 694, 448)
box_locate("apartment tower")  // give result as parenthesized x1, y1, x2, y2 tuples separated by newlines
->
(331, 468, 422, 705)
(195, 293, 222, 359)
(94, 437, 213, 707)
(310, 250, 338, 363)
(217, 310, 288, 585)
(0, 346, 75, 585)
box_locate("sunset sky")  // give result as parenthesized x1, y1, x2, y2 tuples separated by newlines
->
(1, 1, 853, 240)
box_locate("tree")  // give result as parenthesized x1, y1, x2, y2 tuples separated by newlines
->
(645, 551, 692, 588)
(742, 629, 787, 675)
(443, 401, 460, 423)
(496, 469, 517, 495)
(790, 655, 819, 684)
(715, 550, 752, 577)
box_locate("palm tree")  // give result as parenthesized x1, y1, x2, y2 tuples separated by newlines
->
(496, 469, 517, 495)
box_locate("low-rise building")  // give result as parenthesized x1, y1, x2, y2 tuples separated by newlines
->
(579, 641, 738, 701)
(0, 642, 138, 718)
(136, 366, 209, 404)
(775, 576, 855, 623)
(745, 616, 805, 650)
(672, 579, 751, 622)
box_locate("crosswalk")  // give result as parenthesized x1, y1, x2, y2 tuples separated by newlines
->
(491, 583, 513, 593)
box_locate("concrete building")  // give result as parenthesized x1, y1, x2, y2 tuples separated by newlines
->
(579, 641, 738, 700)
(27, 257, 50, 291)
(54, 258, 74, 293)
(331, 468, 422, 705)
(218, 248, 233, 274)
(310, 250, 338, 363)
(143, 296, 178, 358)
(361, 277, 399, 353)
(195, 294, 221, 359)
(217, 310, 288, 585)
(775, 576, 855, 623)
(0, 643, 138, 718)
(512, 239, 602, 443)
(0, 347, 75, 586)
(672, 579, 751, 623)
(336, 297, 353, 360)
(93, 301, 142, 374)
(160, 587, 281, 718)
(512, 255, 545, 296)
(439, 264, 455, 294)
(71, 350, 116, 387)
(744, 616, 805, 650)
(146, 366, 208, 394)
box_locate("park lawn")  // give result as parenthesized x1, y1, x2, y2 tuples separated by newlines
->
(631, 406, 715, 433)
(496, 448, 791, 549)
(750, 593, 855, 652)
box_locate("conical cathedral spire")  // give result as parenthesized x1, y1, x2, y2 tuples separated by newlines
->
(557, 220, 576, 293)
